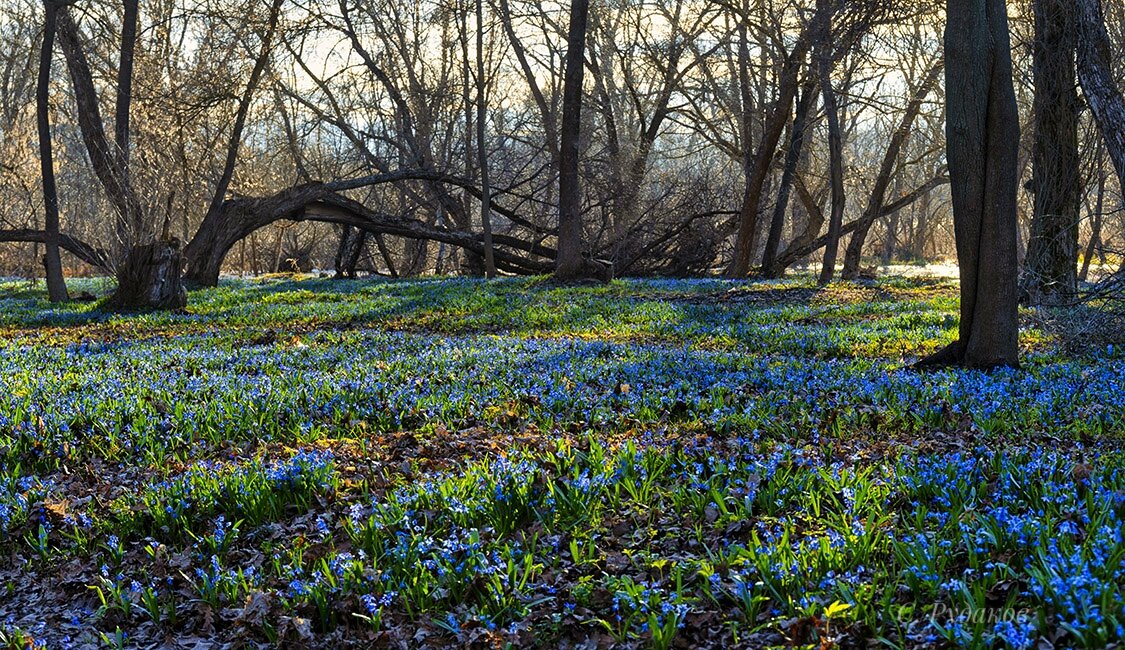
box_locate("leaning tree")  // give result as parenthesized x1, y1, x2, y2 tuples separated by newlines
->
(1077, 0, 1125, 199)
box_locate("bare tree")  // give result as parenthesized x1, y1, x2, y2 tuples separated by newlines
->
(475, 0, 496, 277)
(55, 0, 182, 308)
(555, 0, 592, 281)
(816, 1, 845, 286)
(726, 15, 810, 278)
(839, 58, 943, 280)
(36, 0, 67, 302)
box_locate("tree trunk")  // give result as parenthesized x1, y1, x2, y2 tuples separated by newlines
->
(1079, 155, 1106, 282)
(56, 6, 144, 258)
(1022, 0, 1080, 305)
(881, 175, 904, 264)
(1076, 0, 1125, 200)
(475, 0, 497, 278)
(345, 230, 368, 277)
(109, 240, 186, 310)
(334, 225, 367, 279)
(727, 39, 809, 278)
(37, 0, 68, 303)
(555, 0, 594, 281)
(116, 0, 139, 240)
(818, 45, 845, 286)
(55, 1, 198, 310)
(918, 0, 1020, 369)
(762, 78, 817, 278)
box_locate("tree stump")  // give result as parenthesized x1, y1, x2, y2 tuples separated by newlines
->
(109, 239, 187, 310)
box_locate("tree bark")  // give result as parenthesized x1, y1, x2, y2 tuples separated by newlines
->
(475, 0, 497, 278)
(555, 0, 594, 281)
(1022, 0, 1080, 305)
(918, 0, 1020, 369)
(818, 22, 845, 286)
(116, 0, 138, 177)
(37, 1, 68, 303)
(1076, 0, 1125, 201)
(109, 240, 186, 310)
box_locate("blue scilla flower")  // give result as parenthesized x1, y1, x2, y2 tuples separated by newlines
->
(993, 620, 1036, 650)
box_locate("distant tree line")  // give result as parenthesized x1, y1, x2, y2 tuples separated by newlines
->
(0, 0, 1122, 334)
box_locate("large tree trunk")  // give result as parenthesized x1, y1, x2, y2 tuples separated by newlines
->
(37, 0, 68, 303)
(1076, 0, 1125, 200)
(1022, 0, 1080, 305)
(918, 0, 1020, 369)
(555, 0, 602, 282)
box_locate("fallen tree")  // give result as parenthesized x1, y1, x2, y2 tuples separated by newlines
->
(0, 169, 556, 284)
(0, 228, 109, 268)
(182, 170, 555, 286)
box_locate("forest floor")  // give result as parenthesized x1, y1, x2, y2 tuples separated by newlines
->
(0, 275, 1123, 649)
